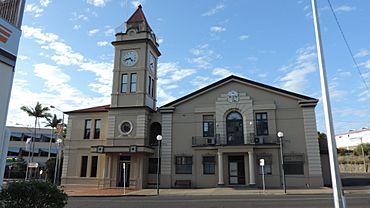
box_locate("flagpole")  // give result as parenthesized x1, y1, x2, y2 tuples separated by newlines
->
(311, 1, 346, 207)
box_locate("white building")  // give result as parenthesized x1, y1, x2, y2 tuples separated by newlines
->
(335, 128, 370, 149)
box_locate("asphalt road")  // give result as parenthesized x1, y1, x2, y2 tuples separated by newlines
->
(66, 193, 370, 208)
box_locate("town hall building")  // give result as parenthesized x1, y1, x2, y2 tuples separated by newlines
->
(61, 6, 324, 189)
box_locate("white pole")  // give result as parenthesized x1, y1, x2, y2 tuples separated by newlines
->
(262, 165, 265, 193)
(0, 128, 10, 191)
(311, 1, 346, 207)
(123, 162, 126, 195)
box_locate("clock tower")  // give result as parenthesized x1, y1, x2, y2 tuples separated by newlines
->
(111, 5, 161, 110)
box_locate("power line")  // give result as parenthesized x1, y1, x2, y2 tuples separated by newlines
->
(327, 0, 370, 95)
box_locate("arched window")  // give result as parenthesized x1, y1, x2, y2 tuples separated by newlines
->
(149, 122, 162, 145)
(226, 111, 244, 145)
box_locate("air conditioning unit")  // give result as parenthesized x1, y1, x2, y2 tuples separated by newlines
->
(206, 138, 216, 145)
(254, 137, 264, 144)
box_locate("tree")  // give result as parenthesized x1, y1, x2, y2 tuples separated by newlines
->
(45, 114, 62, 158)
(20, 102, 51, 178)
(0, 181, 68, 208)
(353, 143, 370, 156)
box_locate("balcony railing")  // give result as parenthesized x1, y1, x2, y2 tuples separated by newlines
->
(192, 133, 279, 147)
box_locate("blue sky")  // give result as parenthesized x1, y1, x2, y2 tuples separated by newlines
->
(7, 0, 370, 134)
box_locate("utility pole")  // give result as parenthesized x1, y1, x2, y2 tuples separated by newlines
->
(311, 0, 347, 207)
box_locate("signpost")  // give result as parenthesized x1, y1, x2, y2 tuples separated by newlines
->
(260, 159, 265, 193)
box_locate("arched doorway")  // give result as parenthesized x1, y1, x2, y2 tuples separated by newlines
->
(226, 111, 244, 145)
(149, 122, 162, 145)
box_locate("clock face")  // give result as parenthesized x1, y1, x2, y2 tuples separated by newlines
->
(123, 50, 138, 66)
(148, 52, 156, 72)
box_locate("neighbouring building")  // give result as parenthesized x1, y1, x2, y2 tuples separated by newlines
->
(61, 6, 323, 189)
(336, 128, 370, 149)
(0, 0, 25, 188)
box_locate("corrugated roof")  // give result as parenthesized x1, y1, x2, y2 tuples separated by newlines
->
(66, 104, 110, 114)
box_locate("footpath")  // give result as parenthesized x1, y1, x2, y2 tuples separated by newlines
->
(64, 186, 370, 197)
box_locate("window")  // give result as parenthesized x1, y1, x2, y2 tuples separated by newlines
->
(84, 120, 92, 139)
(175, 156, 192, 174)
(203, 156, 215, 175)
(203, 115, 214, 137)
(121, 74, 128, 93)
(80, 156, 88, 177)
(94, 119, 101, 139)
(284, 161, 304, 175)
(90, 156, 98, 177)
(119, 121, 133, 135)
(284, 154, 304, 175)
(226, 111, 244, 145)
(130, 73, 137, 93)
(148, 158, 160, 174)
(151, 78, 154, 97)
(147, 76, 151, 95)
(256, 112, 268, 136)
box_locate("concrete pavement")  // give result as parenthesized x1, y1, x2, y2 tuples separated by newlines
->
(64, 186, 370, 197)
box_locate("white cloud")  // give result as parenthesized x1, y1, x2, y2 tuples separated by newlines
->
(354, 49, 369, 58)
(239, 35, 249, 41)
(191, 76, 214, 89)
(97, 41, 109, 46)
(202, 3, 225, 16)
(88, 29, 100, 36)
(48, 42, 84, 65)
(279, 46, 317, 93)
(73, 25, 81, 30)
(25, 4, 44, 18)
(156, 62, 196, 106)
(40, 0, 51, 7)
(334, 5, 355, 13)
(79, 62, 113, 95)
(104, 27, 115, 37)
(212, 68, 233, 78)
(210, 26, 226, 33)
(18, 55, 30, 61)
(247, 56, 258, 62)
(131, 0, 145, 8)
(188, 44, 221, 69)
(22, 25, 59, 44)
(87, 0, 110, 7)
(157, 38, 164, 44)
(34, 63, 70, 88)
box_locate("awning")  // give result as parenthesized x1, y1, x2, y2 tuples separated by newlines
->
(10, 132, 23, 137)
(39, 148, 58, 154)
(7, 147, 20, 153)
(21, 148, 40, 153)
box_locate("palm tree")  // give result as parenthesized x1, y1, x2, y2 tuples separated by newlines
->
(45, 114, 62, 159)
(20, 102, 51, 175)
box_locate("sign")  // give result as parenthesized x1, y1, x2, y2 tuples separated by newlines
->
(28, 162, 39, 168)
(0, 18, 21, 56)
(259, 159, 265, 166)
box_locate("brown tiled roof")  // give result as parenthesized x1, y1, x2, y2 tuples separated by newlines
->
(66, 105, 110, 114)
(127, 5, 147, 24)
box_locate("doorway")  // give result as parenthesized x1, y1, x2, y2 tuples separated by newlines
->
(118, 156, 131, 187)
(228, 156, 245, 185)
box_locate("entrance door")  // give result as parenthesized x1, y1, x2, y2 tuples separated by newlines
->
(118, 156, 131, 187)
(228, 156, 245, 185)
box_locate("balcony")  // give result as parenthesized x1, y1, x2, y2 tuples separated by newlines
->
(192, 133, 279, 147)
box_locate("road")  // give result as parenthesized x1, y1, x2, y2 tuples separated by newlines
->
(67, 193, 370, 208)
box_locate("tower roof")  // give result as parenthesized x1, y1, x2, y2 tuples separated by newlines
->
(127, 5, 148, 24)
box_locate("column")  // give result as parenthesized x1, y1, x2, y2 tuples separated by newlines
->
(248, 151, 255, 185)
(217, 151, 224, 185)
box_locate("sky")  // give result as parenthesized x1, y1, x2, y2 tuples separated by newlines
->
(6, 0, 370, 135)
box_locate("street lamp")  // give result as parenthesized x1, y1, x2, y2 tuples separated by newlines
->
(53, 138, 63, 185)
(156, 135, 162, 195)
(277, 131, 286, 194)
(50, 105, 65, 127)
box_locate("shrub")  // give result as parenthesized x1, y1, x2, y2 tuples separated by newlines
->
(0, 181, 68, 208)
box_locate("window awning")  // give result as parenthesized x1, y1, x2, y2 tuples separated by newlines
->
(7, 147, 20, 153)
(39, 148, 58, 154)
(21, 148, 40, 153)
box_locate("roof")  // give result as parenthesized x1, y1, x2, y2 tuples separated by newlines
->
(66, 105, 110, 114)
(336, 128, 370, 137)
(127, 5, 148, 24)
(162, 75, 317, 108)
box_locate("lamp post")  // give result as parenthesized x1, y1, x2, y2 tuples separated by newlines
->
(50, 105, 65, 127)
(277, 131, 286, 194)
(53, 138, 63, 185)
(359, 137, 366, 173)
(156, 135, 162, 195)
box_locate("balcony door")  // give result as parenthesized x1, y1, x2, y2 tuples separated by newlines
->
(226, 111, 244, 145)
